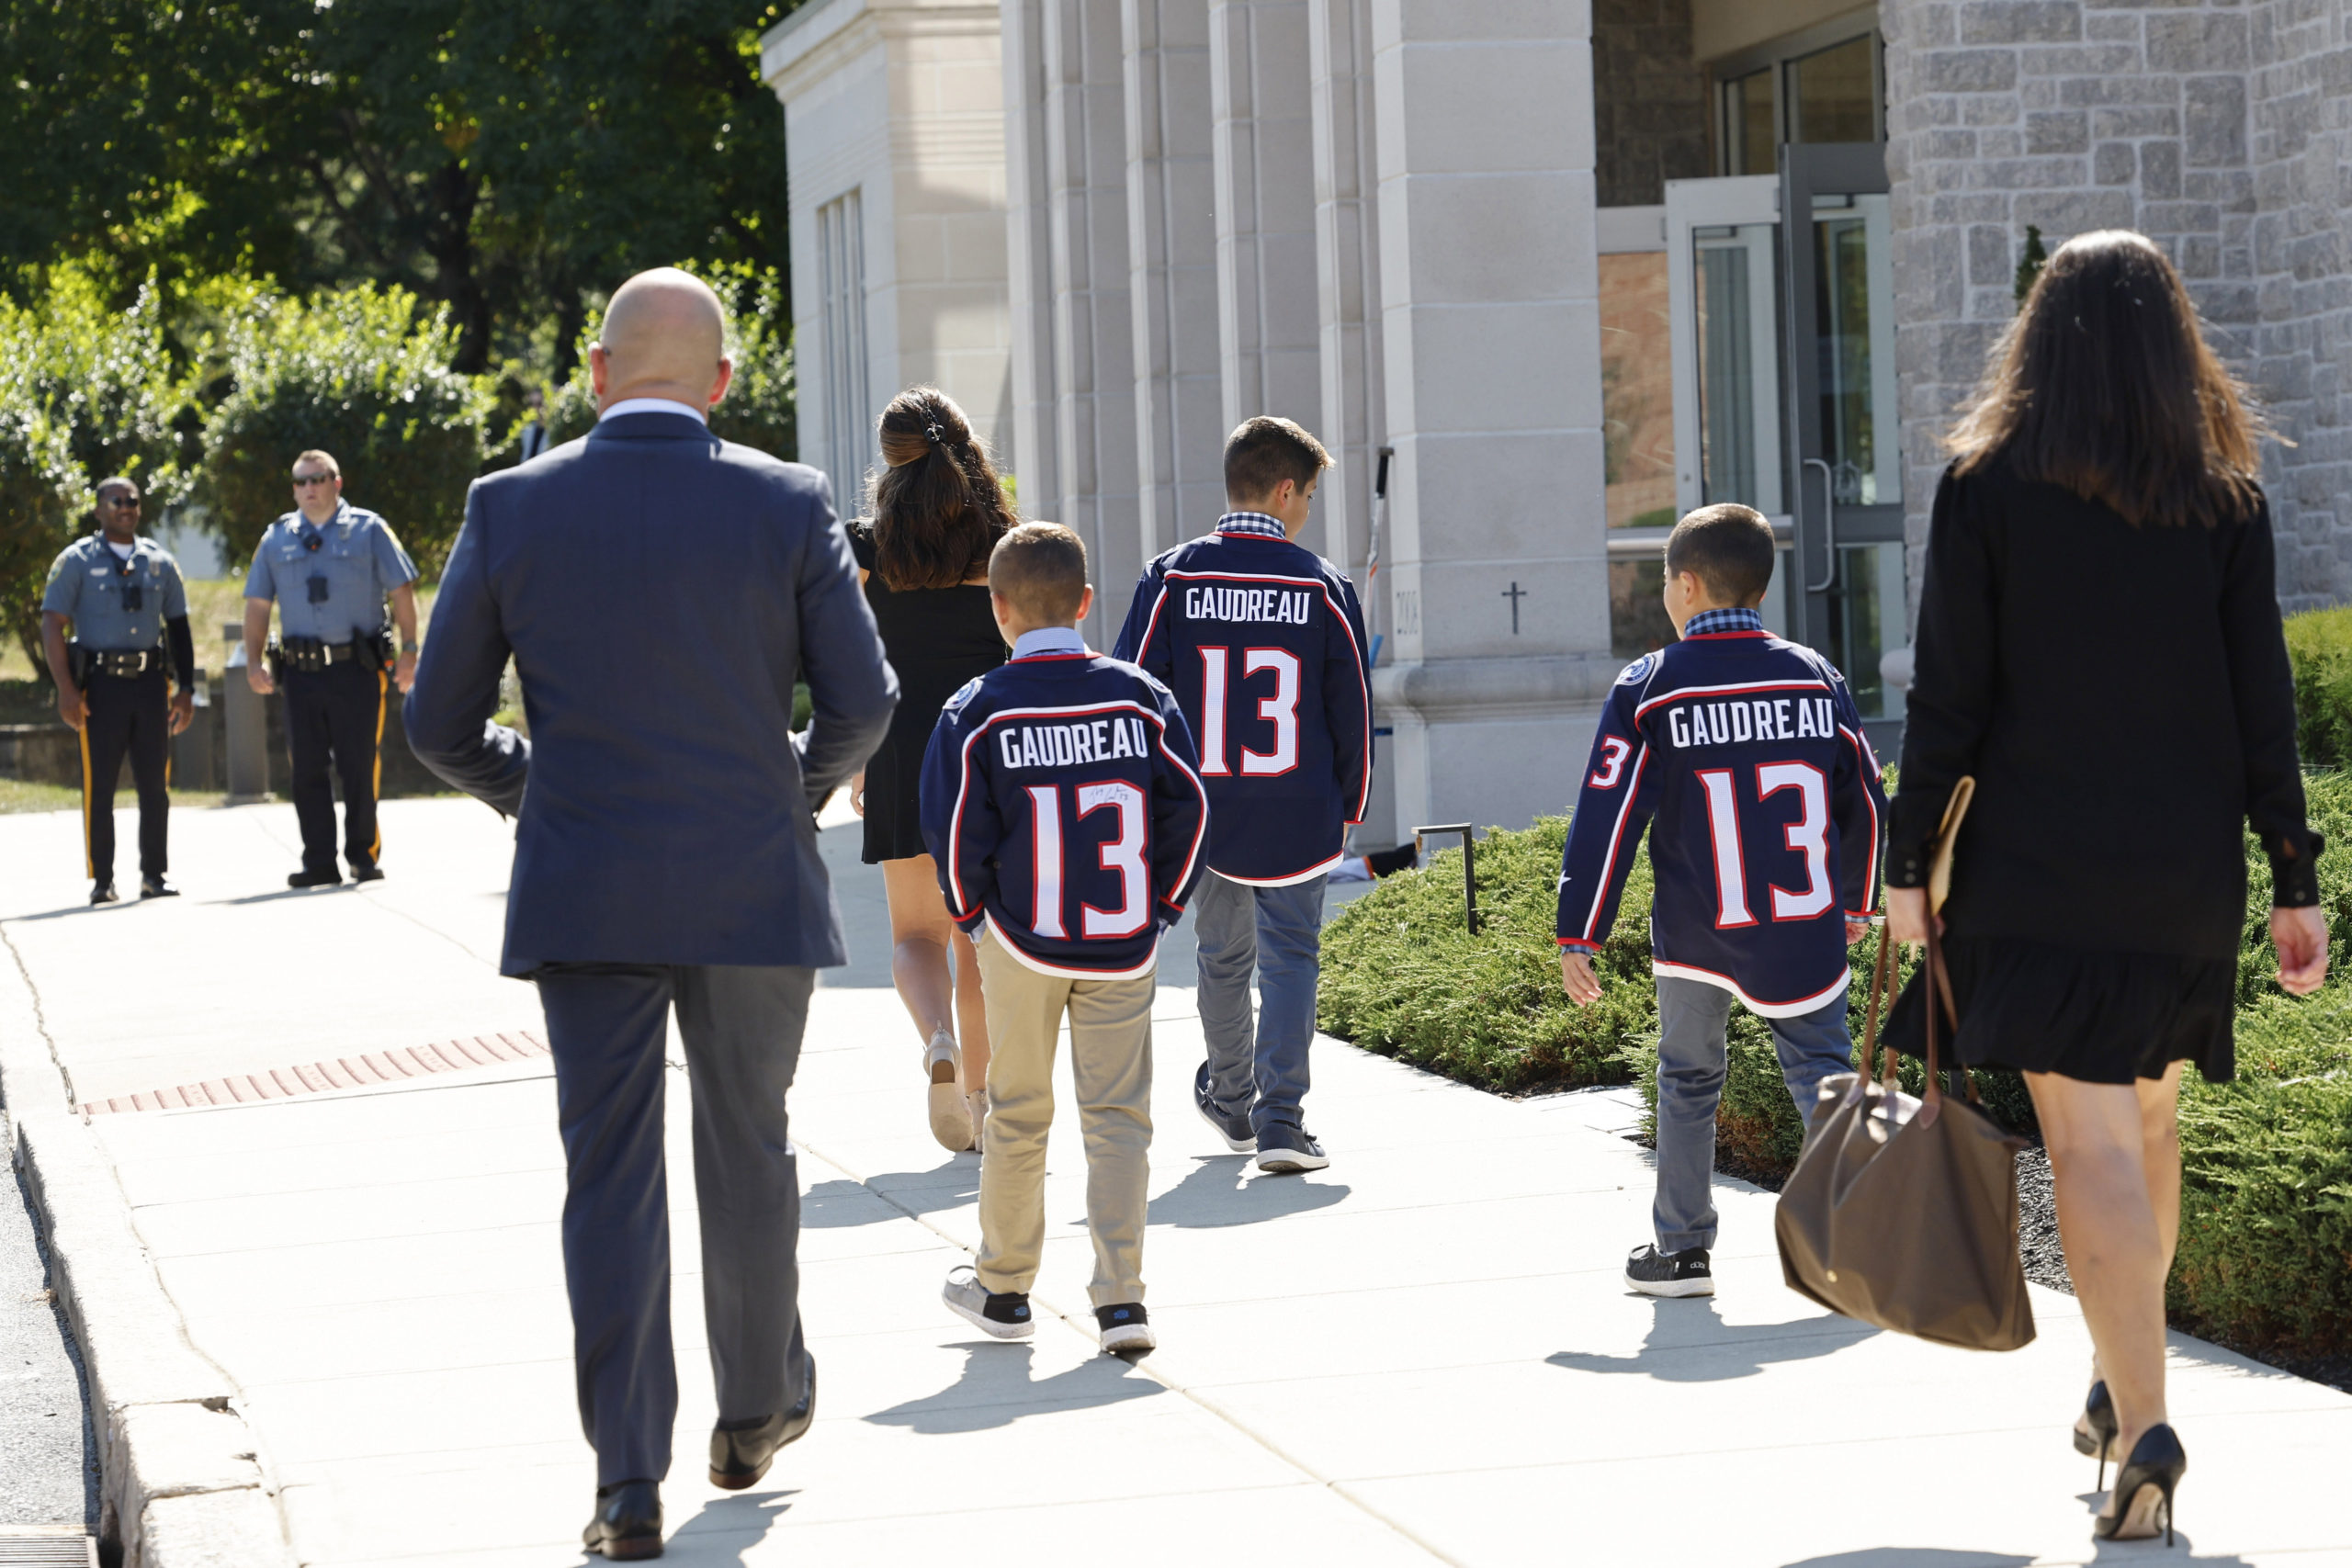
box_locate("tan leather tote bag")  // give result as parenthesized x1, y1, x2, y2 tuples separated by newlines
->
(1773, 793, 2037, 1351)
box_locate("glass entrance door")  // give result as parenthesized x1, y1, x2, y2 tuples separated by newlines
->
(1663, 149, 1908, 730)
(1782, 142, 1905, 724)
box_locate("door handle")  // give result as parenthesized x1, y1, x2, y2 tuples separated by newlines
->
(1804, 457, 1837, 593)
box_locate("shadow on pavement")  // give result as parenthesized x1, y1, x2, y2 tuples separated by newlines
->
(803, 1170, 980, 1226)
(1143, 1156, 1351, 1228)
(211, 884, 355, 906)
(661, 1487, 799, 1562)
(7, 901, 143, 921)
(861, 1341, 1164, 1435)
(1545, 1297, 1875, 1382)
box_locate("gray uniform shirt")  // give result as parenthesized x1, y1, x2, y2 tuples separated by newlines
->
(41, 535, 188, 650)
(243, 502, 420, 642)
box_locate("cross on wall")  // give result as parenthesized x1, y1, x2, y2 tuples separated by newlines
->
(1500, 580, 1527, 635)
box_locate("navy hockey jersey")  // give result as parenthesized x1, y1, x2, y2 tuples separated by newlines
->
(920, 644, 1210, 979)
(1112, 516, 1373, 885)
(1555, 627, 1887, 1016)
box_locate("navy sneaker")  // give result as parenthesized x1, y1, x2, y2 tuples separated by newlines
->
(1254, 1125, 1329, 1174)
(942, 1265, 1035, 1339)
(1193, 1061, 1255, 1154)
(1095, 1303, 1155, 1353)
(1623, 1244, 1713, 1298)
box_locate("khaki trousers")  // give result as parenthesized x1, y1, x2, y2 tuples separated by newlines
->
(973, 925, 1156, 1305)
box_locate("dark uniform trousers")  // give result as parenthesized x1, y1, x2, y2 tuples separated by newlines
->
(533, 962, 815, 1486)
(80, 668, 171, 884)
(283, 660, 389, 873)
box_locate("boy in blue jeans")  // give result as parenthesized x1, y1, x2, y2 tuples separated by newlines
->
(1114, 417, 1373, 1173)
(1556, 504, 1885, 1296)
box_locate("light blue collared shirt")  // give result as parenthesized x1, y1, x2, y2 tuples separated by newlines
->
(1011, 626, 1088, 660)
(600, 397, 707, 423)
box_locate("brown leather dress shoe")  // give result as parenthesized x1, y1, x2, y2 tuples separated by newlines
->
(708, 1353, 818, 1490)
(582, 1479, 662, 1560)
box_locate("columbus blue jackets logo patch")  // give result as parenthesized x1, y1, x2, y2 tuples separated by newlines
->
(1617, 652, 1657, 686)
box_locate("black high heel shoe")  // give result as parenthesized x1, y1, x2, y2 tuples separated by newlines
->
(2073, 1380, 2120, 1489)
(2095, 1423, 2187, 1546)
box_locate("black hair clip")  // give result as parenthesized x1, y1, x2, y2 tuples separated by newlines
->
(924, 419, 945, 444)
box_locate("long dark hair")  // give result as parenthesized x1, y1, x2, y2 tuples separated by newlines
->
(866, 387, 1015, 590)
(1947, 230, 2269, 527)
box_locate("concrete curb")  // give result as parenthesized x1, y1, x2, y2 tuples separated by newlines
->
(0, 926, 300, 1568)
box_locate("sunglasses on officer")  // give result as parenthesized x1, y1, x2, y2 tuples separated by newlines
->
(292, 472, 338, 487)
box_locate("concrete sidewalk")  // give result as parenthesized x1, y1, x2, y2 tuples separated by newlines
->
(3, 797, 2349, 1567)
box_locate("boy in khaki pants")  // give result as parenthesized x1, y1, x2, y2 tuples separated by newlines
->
(918, 524, 1210, 1352)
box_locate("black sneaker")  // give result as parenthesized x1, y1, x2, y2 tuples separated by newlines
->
(941, 1265, 1034, 1339)
(351, 863, 386, 884)
(1623, 1243, 1714, 1298)
(288, 867, 342, 888)
(139, 875, 178, 899)
(90, 881, 119, 906)
(1255, 1126, 1329, 1174)
(1095, 1303, 1155, 1354)
(1193, 1062, 1255, 1154)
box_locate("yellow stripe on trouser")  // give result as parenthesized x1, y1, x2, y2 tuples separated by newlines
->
(369, 670, 386, 863)
(77, 722, 94, 879)
(971, 926, 1156, 1306)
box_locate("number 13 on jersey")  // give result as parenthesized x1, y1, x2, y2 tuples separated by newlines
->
(1195, 647, 1301, 777)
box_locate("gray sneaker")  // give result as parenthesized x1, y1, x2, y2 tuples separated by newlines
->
(1254, 1126, 1329, 1174)
(941, 1265, 1034, 1339)
(1193, 1062, 1255, 1153)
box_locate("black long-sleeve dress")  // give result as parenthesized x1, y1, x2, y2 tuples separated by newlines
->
(1883, 460, 2322, 1083)
(848, 520, 1007, 865)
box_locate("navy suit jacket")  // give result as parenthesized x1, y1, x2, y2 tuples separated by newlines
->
(404, 411, 897, 976)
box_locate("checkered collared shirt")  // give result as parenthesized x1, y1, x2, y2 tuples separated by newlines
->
(1215, 511, 1287, 540)
(1683, 606, 1765, 637)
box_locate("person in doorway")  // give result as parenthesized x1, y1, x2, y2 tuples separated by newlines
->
(846, 387, 1015, 1153)
(39, 477, 197, 903)
(241, 450, 421, 886)
(921, 522, 1208, 1354)
(1113, 416, 1371, 1174)
(404, 267, 896, 1559)
(1556, 503, 1884, 1299)
(1885, 230, 2329, 1545)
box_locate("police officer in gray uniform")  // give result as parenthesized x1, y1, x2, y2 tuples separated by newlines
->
(241, 449, 422, 887)
(40, 477, 197, 903)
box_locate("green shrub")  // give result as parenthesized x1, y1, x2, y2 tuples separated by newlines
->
(0, 271, 193, 671)
(2285, 605, 2352, 770)
(1318, 818, 1648, 1093)
(198, 284, 494, 579)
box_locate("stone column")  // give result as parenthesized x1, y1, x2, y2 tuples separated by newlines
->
(1306, 0, 1385, 591)
(1210, 1, 1328, 547)
(1122, 0, 1227, 558)
(1367, 2, 1612, 837)
(1038, 0, 1143, 642)
(1003, 0, 1064, 525)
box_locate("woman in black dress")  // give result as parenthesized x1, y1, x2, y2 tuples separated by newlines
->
(1886, 231, 2329, 1541)
(849, 388, 1012, 1152)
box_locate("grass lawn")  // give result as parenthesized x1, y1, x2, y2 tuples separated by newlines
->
(0, 779, 228, 814)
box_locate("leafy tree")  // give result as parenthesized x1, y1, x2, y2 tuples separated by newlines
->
(198, 284, 495, 577)
(0, 0, 800, 375)
(0, 268, 194, 674)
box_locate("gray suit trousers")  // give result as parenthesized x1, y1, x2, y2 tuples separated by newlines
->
(535, 962, 815, 1485)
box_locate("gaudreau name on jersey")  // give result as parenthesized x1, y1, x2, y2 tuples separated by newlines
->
(1182, 585, 1317, 624)
(996, 716, 1156, 771)
(1664, 695, 1839, 750)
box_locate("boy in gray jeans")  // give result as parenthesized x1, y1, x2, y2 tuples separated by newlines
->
(1554, 505, 1884, 1296)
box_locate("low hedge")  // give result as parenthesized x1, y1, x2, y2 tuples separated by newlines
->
(1317, 774, 2352, 1356)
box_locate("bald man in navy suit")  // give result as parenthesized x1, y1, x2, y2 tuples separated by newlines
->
(405, 269, 896, 1560)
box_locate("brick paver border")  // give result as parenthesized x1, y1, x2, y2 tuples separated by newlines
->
(80, 1032, 548, 1117)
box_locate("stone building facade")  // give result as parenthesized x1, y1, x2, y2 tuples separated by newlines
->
(1883, 0, 2352, 610)
(766, 0, 2352, 844)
